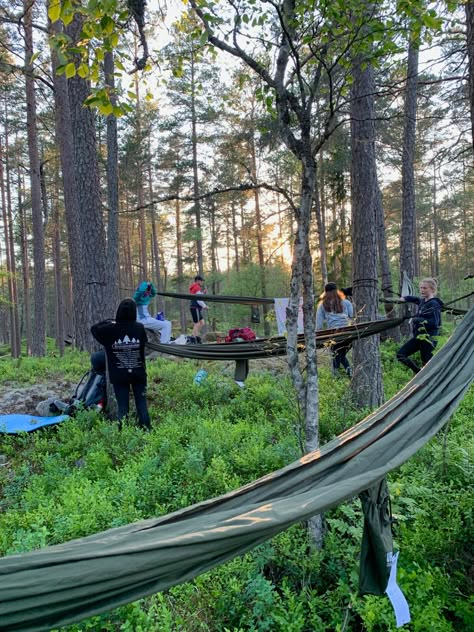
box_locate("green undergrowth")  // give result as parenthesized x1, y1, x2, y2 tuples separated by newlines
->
(0, 335, 472, 631)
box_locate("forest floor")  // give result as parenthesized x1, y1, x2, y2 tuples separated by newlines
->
(0, 380, 73, 415)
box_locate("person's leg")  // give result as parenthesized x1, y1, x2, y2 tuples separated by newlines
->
(339, 349, 351, 374)
(396, 337, 421, 374)
(191, 308, 202, 336)
(419, 338, 437, 366)
(131, 381, 151, 430)
(151, 318, 172, 343)
(190, 308, 199, 336)
(112, 382, 130, 430)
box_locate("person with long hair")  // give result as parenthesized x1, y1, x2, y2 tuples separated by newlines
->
(316, 282, 354, 377)
(396, 277, 443, 374)
(91, 298, 151, 430)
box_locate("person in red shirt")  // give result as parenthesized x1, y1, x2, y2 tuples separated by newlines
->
(189, 275, 208, 341)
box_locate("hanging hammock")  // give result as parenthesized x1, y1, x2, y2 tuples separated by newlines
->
(0, 307, 472, 632)
(146, 318, 405, 361)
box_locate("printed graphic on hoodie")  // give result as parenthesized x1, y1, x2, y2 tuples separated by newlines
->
(112, 336, 143, 372)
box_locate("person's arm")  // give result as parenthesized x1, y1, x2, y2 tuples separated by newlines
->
(402, 295, 421, 304)
(316, 305, 325, 330)
(133, 281, 147, 303)
(195, 291, 208, 308)
(344, 299, 354, 319)
(91, 320, 113, 345)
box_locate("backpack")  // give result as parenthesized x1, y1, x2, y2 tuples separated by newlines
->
(225, 327, 256, 343)
(64, 370, 107, 415)
(49, 351, 107, 416)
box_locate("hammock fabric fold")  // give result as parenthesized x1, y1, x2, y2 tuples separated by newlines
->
(0, 308, 473, 632)
(146, 318, 405, 360)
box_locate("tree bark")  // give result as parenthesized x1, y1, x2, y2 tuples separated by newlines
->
(376, 186, 399, 341)
(24, 0, 46, 356)
(104, 51, 120, 313)
(190, 49, 204, 276)
(50, 18, 89, 349)
(0, 139, 18, 356)
(350, 48, 384, 409)
(400, 38, 419, 335)
(52, 172, 65, 356)
(314, 162, 328, 285)
(3, 105, 21, 356)
(249, 121, 271, 335)
(466, 1, 474, 154)
(18, 173, 32, 354)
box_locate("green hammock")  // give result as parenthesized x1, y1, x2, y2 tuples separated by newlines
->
(0, 308, 472, 632)
(147, 318, 405, 360)
(157, 290, 275, 304)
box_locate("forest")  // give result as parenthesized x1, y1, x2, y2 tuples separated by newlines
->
(0, 0, 473, 631)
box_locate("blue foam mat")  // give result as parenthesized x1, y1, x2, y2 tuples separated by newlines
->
(0, 413, 70, 434)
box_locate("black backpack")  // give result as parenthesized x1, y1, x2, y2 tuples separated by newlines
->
(50, 351, 107, 416)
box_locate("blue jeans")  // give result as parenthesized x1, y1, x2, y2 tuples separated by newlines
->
(112, 381, 151, 430)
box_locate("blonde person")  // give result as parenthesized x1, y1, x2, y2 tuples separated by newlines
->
(396, 277, 443, 374)
(316, 282, 354, 377)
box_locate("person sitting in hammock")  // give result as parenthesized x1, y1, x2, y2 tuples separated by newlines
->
(316, 282, 354, 377)
(133, 281, 173, 344)
(397, 277, 443, 374)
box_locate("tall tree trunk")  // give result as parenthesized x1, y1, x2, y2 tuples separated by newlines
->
(249, 124, 270, 334)
(133, 68, 148, 280)
(0, 139, 18, 356)
(432, 164, 440, 280)
(314, 161, 328, 285)
(376, 186, 399, 341)
(231, 199, 240, 271)
(466, 1, 474, 154)
(24, 0, 46, 356)
(4, 106, 21, 355)
(50, 17, 89, 349)
(104, 51, 120, 313)
(350, 47, 384, 409)
(400, 38, 419, 335)
(67, 14, 108, 336)
(190, 49, 204, 276)
(18, 174, 32, 354)
(52, 172, 65, 356)
(175, 197, 187, 332)
(147, 161, 165, 312)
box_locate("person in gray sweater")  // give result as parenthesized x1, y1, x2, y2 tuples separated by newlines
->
(316, 282, 354, 377)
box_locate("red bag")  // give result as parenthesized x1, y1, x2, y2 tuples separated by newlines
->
(225, 327, 256, 343)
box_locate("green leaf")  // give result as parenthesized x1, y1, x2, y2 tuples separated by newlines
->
(77, 63, 89, 78)
(48, 1, 61, 23)
(100, 15, 115, 35)
(65, 62, 76, 79)
(98, 101, 114, 115)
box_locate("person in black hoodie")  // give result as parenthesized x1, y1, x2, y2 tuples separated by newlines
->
(91, 298, 151, 430)
(396, 277, 443, 374)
